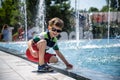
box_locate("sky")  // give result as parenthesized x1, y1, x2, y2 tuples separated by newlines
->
(70, 0, 107, 11)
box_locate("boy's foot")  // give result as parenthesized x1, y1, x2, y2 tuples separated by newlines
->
(37, 64, 54, 72)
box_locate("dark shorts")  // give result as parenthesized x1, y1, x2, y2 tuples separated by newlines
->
(26, 44, 56, 63)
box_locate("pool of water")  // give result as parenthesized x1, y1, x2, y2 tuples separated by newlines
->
(0, 39, 120, 78)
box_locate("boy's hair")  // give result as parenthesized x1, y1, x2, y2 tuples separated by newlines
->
(48, 17, 64, 28)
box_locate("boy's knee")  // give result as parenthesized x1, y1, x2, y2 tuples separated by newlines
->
(49, 56, 58, 63)
(53, 57, 58, 63)
(37, 40, 47, 46)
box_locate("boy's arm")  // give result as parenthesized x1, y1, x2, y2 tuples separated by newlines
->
(28, 39, 35, 53)
(55, 50, 73, 69)
(27, 39, 38, 57)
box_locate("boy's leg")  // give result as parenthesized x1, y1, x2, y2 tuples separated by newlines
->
(37, 40, 53, 72)
(36, 40, 55, 72)
(37, 55, 57, 72)
(49, 56, 58, 63)
(37, 40, 46, 66)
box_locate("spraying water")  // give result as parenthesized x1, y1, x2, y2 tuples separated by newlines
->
(75, 0, 80, 47)
(35, 0, 45, 33)
(107, 0, 111, 43)
(0, 0, 2, 8)
(20, 0, 27, 41)
(75, 10, 80, 47)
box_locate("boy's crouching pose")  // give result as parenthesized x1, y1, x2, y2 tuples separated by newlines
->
(26, 17, 73, 72)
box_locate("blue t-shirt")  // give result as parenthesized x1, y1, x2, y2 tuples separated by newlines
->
(2, 29, 9, 41)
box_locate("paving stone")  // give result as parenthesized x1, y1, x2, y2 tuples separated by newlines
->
(0, 51, 75, 80)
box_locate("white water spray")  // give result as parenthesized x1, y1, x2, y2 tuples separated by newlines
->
(20, 0, 27, 41)
(107, 0, 111, 43)
(75, 0, 79, 47)
(35, 0, 45, 33)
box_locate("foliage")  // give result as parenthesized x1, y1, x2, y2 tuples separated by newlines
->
(45, 0, 74, 33)
(106, 0, 120, 11)
(26, 0, 38, 27)
(0, 0, 23, 33)
(91, 0, 120, 39)
(0, 0, 74, 34)
(88, 7, 99, 12)
(101, 5, 109, 12)
(0, 0, 21, 26)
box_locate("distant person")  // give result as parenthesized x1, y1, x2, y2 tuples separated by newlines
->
(26, 17, 73, 72)
(27, 27, 37, 40)
(1, 24, 10, 42)
(18, 26, 24, 41)
(12, 32, 18, 41)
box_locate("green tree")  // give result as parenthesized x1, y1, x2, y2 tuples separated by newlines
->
(0, 0, 25, 35)
(0, 0, 74, 34)
(45, 0, 74, 33)
(88, 7, 99, 12)
(0, 0, 21, 26)
(106, 0, 120, 11)
(101, 5, 109, 12)
(26, 0, 38, 26)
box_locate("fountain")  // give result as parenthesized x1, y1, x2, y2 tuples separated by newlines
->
(75, 10, 80, 47)
(0, 0, 2, 8)
(20, 0, 27, 41)
(107, 0, 111, 43)
(35, 0, 45, 33)
(0, 39, 120, 80)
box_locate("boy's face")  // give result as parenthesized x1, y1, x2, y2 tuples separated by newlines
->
(49, 25, 62, 37)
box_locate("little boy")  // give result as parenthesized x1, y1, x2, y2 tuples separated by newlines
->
(27, 17, 73, 72)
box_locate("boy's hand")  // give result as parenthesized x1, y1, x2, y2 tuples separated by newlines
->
(66, 63, 73, 69)
(31, 50, 38, 57)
